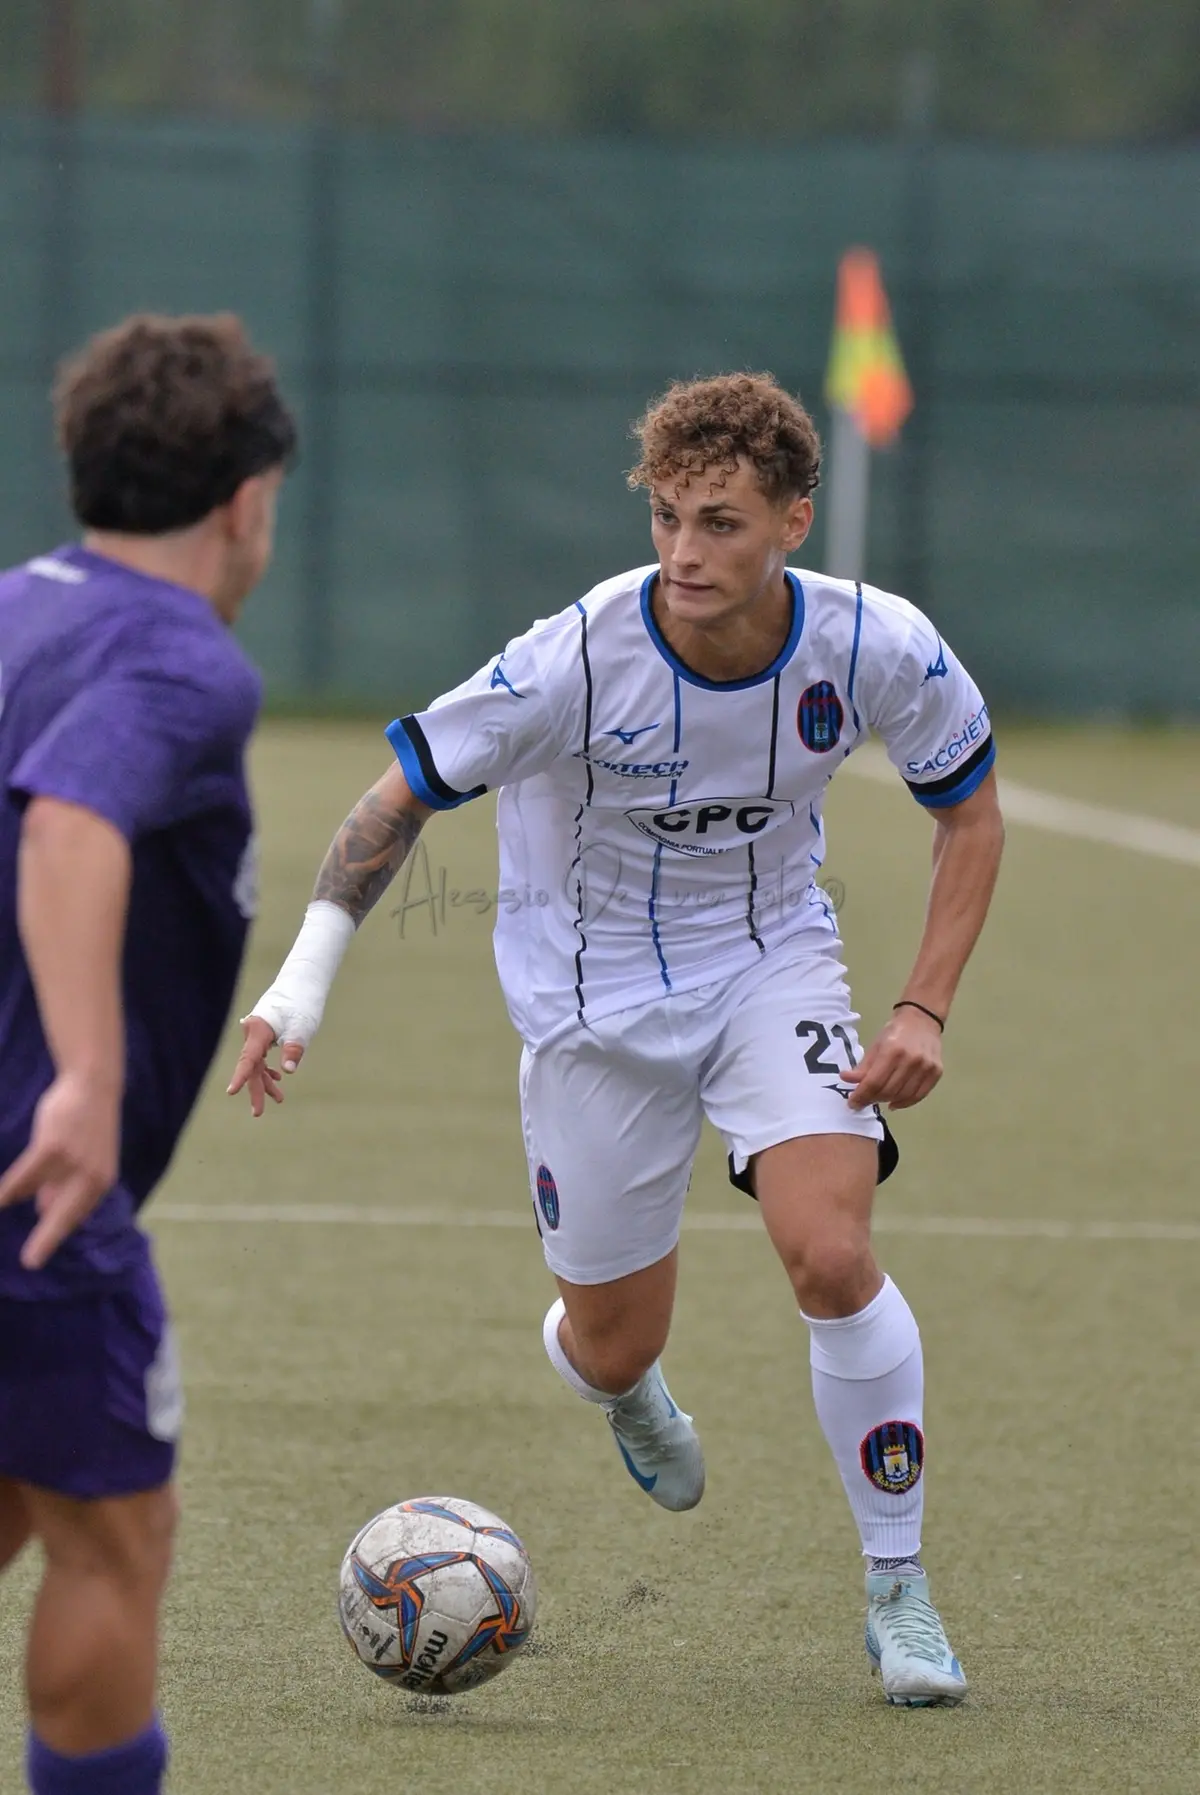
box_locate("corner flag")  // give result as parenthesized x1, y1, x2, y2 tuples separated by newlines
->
(823, 248, 912, 579)
(824, 248, 913, 448)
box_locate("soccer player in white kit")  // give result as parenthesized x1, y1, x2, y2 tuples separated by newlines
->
(230, 374, 1004, 1706)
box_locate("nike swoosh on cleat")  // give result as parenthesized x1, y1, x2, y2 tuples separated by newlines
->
(616, 1439, 658, 1491)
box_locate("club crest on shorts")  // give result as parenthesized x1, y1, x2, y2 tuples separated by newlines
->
(860, 1420, 924, 1494)
(535, 1164, 560, 1231)
(797, 680, 844, 753)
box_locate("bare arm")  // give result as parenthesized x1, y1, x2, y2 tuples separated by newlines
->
(846, 771, 1005, 1112)
(229, 762, 432, 1113)
(313, 761, 432, 924)
(0, 798, 131, 1268)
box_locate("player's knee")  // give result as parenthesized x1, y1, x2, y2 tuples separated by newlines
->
(783, 1230, 876, 1314)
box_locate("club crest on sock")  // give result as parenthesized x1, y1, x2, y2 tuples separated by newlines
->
(860, 1419, 924, 1494)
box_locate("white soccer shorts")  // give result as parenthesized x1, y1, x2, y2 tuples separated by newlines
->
(519, 937, 886, 1286)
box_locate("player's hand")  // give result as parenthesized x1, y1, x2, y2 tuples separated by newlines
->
(226, 1014, 306, 1118)
(0, 1072, 121, 1270)
(842, 1008, 944, 1113)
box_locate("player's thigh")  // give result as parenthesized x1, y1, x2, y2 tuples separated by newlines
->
(519, 1014, 704, 1288)
(0, 1254, 182, 1509)
(701, 942, 883, 1202)
(752, 1132, 879, 1300)
(21, 1480, 177, 1596)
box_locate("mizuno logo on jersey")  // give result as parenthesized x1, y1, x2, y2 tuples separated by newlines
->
(921, 636, 949, 684)
(490, 658, 525, 698)
(603, 723, 659, 745)
(906, 702, 990, 777)
(625, 797, 796, 856)
(576, 753, 690, 779)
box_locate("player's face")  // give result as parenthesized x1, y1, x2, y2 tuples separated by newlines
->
(649, 460, 813, 626)
(214, 468, 285, 622)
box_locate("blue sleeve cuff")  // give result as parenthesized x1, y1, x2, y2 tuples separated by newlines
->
(908, 737, 996, 810)
(385, 717, 486, 811)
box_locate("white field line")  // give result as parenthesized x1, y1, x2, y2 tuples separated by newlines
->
(843, 744, 1200, 869)
(153, 1203, 1200, 1243)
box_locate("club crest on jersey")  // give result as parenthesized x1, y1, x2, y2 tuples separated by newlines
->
(797, 681, 844, 754)
(860, 1420, 924, 1494)
(625, 797, 796, 856)
(535, 1164, 560, 1231)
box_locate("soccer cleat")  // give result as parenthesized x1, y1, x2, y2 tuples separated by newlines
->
(603, 1364, 705, 1512)
(864, 1568, 968, 1706)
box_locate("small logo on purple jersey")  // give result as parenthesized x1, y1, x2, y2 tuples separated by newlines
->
(798, 681, 844, 753)
(535, 1164, 560, 1231)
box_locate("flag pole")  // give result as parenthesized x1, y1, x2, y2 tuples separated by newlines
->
(824, 404, 871, 580)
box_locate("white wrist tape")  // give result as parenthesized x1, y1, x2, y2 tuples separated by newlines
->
(243, 900, 356, 1048)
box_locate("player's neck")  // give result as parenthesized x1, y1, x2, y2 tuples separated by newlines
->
(651, 572, 793, 683)
(81, 528, 229, 618)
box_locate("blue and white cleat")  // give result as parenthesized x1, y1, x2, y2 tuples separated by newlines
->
(864, 1569, 968, 1706)
(603, 1364, 705, 1512)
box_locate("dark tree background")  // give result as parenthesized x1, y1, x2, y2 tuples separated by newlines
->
(3, 0, 1199, 140)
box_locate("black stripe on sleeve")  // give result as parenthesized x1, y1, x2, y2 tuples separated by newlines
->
(904, 733, 994, 804)
(398, 716, 487, 806)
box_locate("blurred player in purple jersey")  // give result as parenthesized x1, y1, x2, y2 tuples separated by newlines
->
(0, 315, 295, 1795)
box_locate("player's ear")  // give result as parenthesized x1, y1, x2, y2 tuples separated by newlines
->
(225, 472, 270, 544)
(781, 494, 813, 553)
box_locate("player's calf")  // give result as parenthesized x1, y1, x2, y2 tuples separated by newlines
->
(542, 1298, 705, 1511)
(24, 1482, 176, 1790)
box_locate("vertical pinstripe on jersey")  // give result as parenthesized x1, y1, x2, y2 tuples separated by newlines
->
(569, 601, 595, 1021)
(846, 583, 864, 734)
(744, 669, 782, 956)
(648, 672, 684, 991)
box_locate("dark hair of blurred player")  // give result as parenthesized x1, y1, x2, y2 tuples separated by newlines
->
(0, 313, 295, 1795)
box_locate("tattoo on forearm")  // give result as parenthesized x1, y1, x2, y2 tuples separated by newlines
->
(313, 792, 426, 924)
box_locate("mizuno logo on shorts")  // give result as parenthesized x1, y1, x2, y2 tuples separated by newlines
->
(624, 797, 796, 856)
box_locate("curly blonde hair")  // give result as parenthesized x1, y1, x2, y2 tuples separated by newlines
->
(628, 372, 821, 503)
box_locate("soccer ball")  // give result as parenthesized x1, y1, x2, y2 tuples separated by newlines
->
(338, 1496, 537, 1695)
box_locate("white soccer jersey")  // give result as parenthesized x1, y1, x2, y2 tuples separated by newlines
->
(388, 566, 993, 1049)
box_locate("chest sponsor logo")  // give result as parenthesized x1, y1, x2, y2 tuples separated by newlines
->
(576, 751, 690, 779)
(625, 797, 796, 856)
(797, 680, 844, 754)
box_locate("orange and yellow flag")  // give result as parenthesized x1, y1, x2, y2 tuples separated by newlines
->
(824, 248, 913, 448)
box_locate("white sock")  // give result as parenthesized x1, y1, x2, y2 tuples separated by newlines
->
(802, 1275, 925, 1560)
(541, 1298, 614, 1403)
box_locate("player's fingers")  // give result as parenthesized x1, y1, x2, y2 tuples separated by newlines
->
(846, 1048, 897, 1111)
(226, 1050, 264, 1097)
(19, 1181, 95, 1270)
(263, 1074, 285, 1106)
(280, 1041, 305, 1074)
(887, 1065, 943, 1111)
(0, 1145, 48, 1210)
(227, 1016, 279, 1095)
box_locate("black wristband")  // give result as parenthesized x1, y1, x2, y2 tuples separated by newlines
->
(892, 999, 945, 1033)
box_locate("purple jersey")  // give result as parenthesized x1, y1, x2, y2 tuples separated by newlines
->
(0, 545, 261, 1297)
